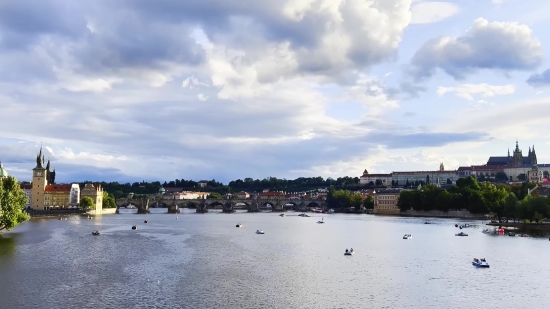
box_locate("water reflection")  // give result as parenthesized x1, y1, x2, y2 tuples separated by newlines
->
(0, 234, 16, 256)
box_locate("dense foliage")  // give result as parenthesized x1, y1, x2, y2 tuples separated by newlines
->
(397, 176, 550, 222)
(0, 176, 30, 232)
(80, 196, 94, 210)
(80, 176, 365, 199)
(102, 192, 116, 208)
(326, 188, 372, 211)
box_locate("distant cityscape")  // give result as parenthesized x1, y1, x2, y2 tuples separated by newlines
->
(1, 141, 549, 214)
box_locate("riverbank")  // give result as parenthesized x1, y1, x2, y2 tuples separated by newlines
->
(25, 209, 87, 218)
(400, 210, 487, 219)
(487, 222, 550, 230)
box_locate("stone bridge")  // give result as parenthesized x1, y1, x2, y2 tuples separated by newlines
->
(115, 198, 326, 214)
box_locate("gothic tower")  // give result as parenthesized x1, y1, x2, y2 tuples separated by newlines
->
(45, 159, 56, 184)
(439, 162, 444, 171)
(531, 144, 537, 165)
(31, 147, 47, 210)
(513, 141, 522, 167)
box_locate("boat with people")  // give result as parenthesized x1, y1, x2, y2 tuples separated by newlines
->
(92, 230, 100, 236)
(279, 214, 285, 217)
(132, 225, 137, 230)
(455, 232, 468, 236)
(424, 222, 432, 224)
(403, 234, 412, 239)
(256, 230, 265, 234)
(236, 223, 243, 228)
(344, 248, 355, 256)
(472, 258, 490, 268)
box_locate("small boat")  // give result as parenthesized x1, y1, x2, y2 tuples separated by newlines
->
(132, 225, 137, 230)
(279, 214, 285, 217)
(236, 223, 243, 228)
(472, 258, 490, 268)
(256, 230, 265, 234)
(92, 230, 100, 236)
(344, 249, 355, 256)
(403, 234, 412, 239)
(508, 232, 516, 236)
(424, 222, 431, 224)
(455, 232, 468, 236)
(317, 218, 325, 224)
(144, 220, 148, 224)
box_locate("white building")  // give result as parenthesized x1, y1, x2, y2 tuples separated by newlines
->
(359, 169, 392, 186)
(198, 180, 208, 188)
(70, 183, 81, 204)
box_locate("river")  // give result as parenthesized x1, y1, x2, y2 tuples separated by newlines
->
(1, 209, 549, 308)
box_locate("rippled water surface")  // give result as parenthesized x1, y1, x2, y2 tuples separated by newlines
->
(1, 209, 550, 309)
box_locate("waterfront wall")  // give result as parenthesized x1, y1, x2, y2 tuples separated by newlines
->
(400, 210, 485, 219)
(87, 208, 117, 215)
(26, 209, 86, 217)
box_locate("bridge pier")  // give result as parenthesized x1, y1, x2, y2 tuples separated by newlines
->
(168, 204, 179, 214)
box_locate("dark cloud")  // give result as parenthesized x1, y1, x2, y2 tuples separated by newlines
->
(526, 69, 550, 88)
(408, 18, 543, 81)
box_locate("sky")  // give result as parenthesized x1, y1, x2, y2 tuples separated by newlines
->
(1, 0, 550, 184)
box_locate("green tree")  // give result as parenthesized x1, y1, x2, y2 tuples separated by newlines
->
(495, 171, 508, 183)
(207, 192, 223, 199)
(102, 191, 116, 208)
(80, 196, 94, 210)
(350, 193, 363, 211)
(375, 179, 383, 186)
(0, 176, 30, 232)
(363, 195, 374, 209)
(480, 182, 509, 221)
(503, 193, 519, 222)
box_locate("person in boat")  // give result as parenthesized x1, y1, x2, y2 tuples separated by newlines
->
(345, 249, 349, 253)
(350, 248, 354, 253)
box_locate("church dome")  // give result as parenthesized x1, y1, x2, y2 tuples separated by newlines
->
(0, 162, 8, 178)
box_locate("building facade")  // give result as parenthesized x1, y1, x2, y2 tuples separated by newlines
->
(70, 183, 80, 204)
(359, 169, 392, 186)
(373, 189, 402, 215)
(81, 183, 104, 212)
(44, 184, 72, 208)
(31, 149, 48, 210)
(20, 183, 32, 208)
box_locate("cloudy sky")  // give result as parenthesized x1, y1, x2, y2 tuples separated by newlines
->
(1, 0, 550, 184)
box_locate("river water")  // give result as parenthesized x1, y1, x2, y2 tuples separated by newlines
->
(1, 209, 549, 309)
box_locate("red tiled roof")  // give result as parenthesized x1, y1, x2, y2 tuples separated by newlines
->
(393, 170, 456, 174)
(45, 184, 72, 192)
(20, 183, 32, 189)
(361, 173, 391, 177)
(260, 192, 285, 196)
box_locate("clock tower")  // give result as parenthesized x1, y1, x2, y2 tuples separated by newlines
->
(31, 147, 47, 210)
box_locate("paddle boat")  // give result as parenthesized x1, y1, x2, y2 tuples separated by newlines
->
(344, 248, 355, 256)
(92, 230, 100, 236)
(132, 225, 138, 230)
(256, 230, 265, 234)
(403, 234, 412, 239)
(455, 232, 468, 236)
(472, 258, 490, 268)
(236, 223, 243, 228)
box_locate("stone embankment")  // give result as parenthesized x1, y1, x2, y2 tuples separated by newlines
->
(400, 210, 486, 219)
(26, 209, 87, 217)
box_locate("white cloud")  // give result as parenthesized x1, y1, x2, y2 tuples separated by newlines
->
(410, 2, 460, 24)
(437, 83, 515, 101)
(409, 18, 543, 80)
(197, 93, 208, 101)
(492, 0, 503, 4)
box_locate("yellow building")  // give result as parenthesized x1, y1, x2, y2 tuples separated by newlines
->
(31, 149, 48, 210)
(373, 189, 402, 215)
(44, 184, 72, 208)
(81, 183, 104, 213)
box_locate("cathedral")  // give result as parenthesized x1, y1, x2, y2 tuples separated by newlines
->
(487, 141, 537, 167)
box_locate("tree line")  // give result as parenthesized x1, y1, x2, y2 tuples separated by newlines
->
(80, 176, 367, 199)
(397, 176, 549, 222)
(326, 188, 374, 212)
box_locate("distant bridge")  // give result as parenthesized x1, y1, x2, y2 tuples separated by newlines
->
(115, 198, 326, 214)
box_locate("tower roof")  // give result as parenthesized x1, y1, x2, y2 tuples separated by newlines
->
(0, 162, 8, 178)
